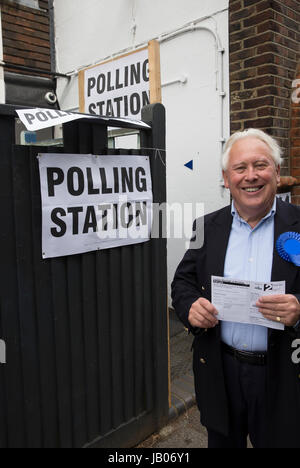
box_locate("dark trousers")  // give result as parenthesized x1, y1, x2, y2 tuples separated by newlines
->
(207, 351, 268, 448)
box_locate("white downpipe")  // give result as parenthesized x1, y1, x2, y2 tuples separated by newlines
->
(157, 22, 226, 183)
(0, 8, 5, 103)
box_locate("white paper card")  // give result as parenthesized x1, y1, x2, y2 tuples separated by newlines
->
(211, 276, 285, 330)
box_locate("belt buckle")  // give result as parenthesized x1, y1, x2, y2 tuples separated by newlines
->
(234, 349, 249, 364)
(237, 349, 265, 365)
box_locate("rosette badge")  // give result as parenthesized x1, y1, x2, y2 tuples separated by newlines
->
(276, 232, 300, 267)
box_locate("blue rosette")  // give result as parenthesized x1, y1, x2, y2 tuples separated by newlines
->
(276, 232, 300, 267)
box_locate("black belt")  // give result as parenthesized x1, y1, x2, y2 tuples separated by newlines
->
(222, 342, 267, 366)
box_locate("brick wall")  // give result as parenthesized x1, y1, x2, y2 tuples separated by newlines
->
(291, 65, 300, 204)
(229, 0, 300, 184)
(1, 0, 51, 76)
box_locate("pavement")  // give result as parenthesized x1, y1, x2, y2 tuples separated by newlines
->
(136, 309, 253, 449)
(136, 308, 208, 449)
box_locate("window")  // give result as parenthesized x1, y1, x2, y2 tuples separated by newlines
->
(9, 0, 40, 9)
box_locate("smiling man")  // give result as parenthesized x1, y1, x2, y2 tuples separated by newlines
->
(171, 128, 300, 448)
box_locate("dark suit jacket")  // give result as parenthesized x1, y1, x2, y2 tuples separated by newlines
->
(171, 198, 300, 448)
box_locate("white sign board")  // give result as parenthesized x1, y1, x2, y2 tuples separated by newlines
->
(38, 153, 152, 258)
(16, 107, 150, 132)
(16, 108, 98, 131)
(82, 48, 150, 120)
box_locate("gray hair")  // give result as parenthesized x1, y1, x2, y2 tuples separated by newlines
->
(222, 128, 283, 171)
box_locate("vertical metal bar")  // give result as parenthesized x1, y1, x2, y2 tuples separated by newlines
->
(62, 121, 88, 447)
(115, 149, 135, 422)
(0, 115, 26, 448)
(106, 148, 125, 429)
(78, 121, 101, 442)
(29, 146, 60, 447)
(12, 146, 43, 447)
(141, 104, 169, 430)
(90, 123, 115, 436)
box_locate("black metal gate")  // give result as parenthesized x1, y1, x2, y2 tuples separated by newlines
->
(0, 104, 169, 448)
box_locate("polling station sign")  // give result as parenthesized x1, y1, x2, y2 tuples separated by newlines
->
(79, 46, 153, 120)
(38, 153, 153, 258)
(16, 107, 151, 132)
(16, 108, 97, 131)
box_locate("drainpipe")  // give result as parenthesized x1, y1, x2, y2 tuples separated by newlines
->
(0, 7, 5, 103)
(48, 0, 56, 73)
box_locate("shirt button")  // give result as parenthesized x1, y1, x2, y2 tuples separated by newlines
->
(249, 257, 254, 262)
(200, 358, 206, 364)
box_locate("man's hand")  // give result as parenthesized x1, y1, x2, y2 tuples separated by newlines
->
(188, 297, 219, 329)
(256, 294, 300, 327)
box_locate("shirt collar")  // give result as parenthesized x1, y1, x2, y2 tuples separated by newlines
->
(231, 197, 277, 225)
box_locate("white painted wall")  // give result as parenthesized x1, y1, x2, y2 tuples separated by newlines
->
(53, 0, 230, 303)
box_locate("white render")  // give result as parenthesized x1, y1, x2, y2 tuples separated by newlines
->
(53, 0, 231, 302)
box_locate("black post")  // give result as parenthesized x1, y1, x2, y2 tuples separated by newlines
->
(141, 103, 169, 430)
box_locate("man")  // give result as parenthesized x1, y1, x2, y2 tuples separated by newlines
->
(171, 129, 300, 448)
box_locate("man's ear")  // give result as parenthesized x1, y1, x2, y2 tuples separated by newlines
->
(276, 164, 281, 185)
(223, 170, 229, 189)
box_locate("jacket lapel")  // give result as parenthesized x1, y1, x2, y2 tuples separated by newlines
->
(206, 205, 233, 279)
(271, 199, 300, 288)
(269, 199, 300, 340)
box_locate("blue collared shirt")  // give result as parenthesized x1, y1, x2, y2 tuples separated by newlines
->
(220, 199, 277, 352)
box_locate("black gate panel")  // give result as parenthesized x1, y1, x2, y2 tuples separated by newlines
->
(0, 104, 168, 448)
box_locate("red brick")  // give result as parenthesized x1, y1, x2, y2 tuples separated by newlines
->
(230, 82, 242, 92)
(244, 31, 274, 48)
(257, 86, 290, 98)
(230, 48, 256, 63)
(231, 68, 257, 82)
(244, 75, 275, 89)
(244, 10, 274, 27)
(291, 139, 300, 147)
(255, 0, 273, 12)
(291, 150, 300, 160)
(291, 128, 300, 138)
(273, 12, 300, 33)
(230, 5, 256, 22)
(230, 26, 257, 43)
(231, 110, 257, 121)
(231, 101, 242, 111)
(244, 117, 273, 128)
(257, 107, 273, 117)
(230, 0, 243, 13)
(244, 96, 274, 109)
(292, 187, 300, 196)
(231, 121, 243, 132)
(272, 1, 300, 23)
(291, 168, 300, 177)
(244, 53, 275, 68)
(230, 62, 243, 73)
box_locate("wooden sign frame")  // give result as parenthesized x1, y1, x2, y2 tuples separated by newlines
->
(78, 40, 161, 115)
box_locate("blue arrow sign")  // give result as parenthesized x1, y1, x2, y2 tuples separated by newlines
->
(184, 160, 193, 171)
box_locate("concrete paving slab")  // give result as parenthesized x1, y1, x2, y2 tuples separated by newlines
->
(136, 405, 208, 449)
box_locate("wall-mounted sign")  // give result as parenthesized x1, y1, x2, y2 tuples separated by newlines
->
(38, 153, 153, 258)
(79, 40, 161, 120)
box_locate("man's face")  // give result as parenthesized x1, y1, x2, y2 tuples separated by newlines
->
(223, 137, 281, 221)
